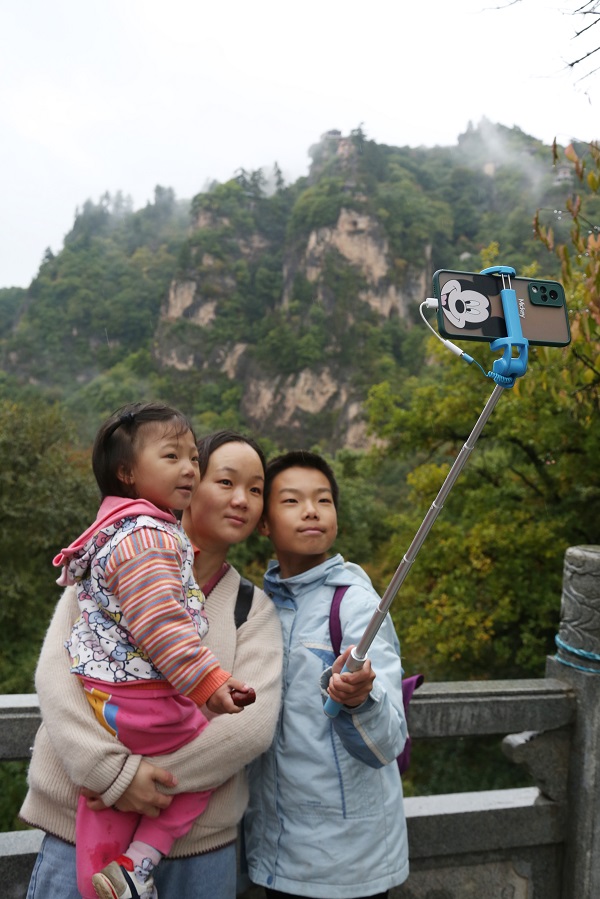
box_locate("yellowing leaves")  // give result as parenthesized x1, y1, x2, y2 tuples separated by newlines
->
(565, 143, 579, 163)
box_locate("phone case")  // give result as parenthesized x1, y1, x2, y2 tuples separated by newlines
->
(433, 270, 571, 347)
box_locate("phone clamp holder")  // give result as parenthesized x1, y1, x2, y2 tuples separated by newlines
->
(480, 265, 529, 385)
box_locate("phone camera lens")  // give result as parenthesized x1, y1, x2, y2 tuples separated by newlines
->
(549, 289, 558, 300)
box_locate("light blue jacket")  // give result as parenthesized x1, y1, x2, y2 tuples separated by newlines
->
(244, 554, 409, 898)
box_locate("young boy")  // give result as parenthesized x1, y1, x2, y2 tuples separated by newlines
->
(244, 451, 409, 899)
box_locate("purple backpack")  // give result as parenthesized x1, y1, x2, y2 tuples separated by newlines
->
(329, 585, 423, 774)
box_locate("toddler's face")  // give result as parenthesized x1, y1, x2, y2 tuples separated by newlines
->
(123, 423, 199, 511)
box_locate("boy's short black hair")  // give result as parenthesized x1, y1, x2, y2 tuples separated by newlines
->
(264, 450, 339, 509)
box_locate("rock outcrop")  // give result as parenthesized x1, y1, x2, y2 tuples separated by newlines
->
(155, 132, 429, 449)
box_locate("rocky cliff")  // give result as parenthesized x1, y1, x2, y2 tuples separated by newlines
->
(156, 133, 429, 448)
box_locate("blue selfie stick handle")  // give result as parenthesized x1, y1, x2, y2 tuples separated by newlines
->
(479, 265, 529, 382)
(323, 668, 348, 718)
(323, 647, 366, 718)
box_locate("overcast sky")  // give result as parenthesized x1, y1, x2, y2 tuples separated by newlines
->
(1, 0, 597, 288)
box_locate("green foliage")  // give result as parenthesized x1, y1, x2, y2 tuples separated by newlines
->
(366, 138, 600, 680)
(288, 177, 350, 238)
(376, 177, 453, 267)
(0, 286, 25, 334)
(331, 450, 390, 564)
(3, 189, 189, 390)
(192, 180, 255, 234)
(366, 331, 587, 679)
(0, 763, 28, 832)
(402, 737, 533, 797)
(0, 399, 98, 693)
(64, 353, 167, 442)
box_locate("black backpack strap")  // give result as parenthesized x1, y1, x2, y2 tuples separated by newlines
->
(328, 582, 424, 774)
(234, 576, 255, 629)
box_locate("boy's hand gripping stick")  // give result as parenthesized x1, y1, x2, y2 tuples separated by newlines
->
(324, 265, 529, 718)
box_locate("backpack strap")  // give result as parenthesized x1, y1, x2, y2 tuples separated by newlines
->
(397, 673, 424, 773)
(328, 583, 423, 774)
(234, 576, 255, 629)
(329, 585, 349, 656)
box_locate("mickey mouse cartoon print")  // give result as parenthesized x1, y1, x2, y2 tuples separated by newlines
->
(440, 278, 490, 330)
(436, 273, 506, 339)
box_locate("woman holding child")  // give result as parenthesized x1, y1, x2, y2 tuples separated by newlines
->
(22, 428, 284, 899)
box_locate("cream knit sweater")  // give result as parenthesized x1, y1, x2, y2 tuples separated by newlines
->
(20, 566, 283, 858)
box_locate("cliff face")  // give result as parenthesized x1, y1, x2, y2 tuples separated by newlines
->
(288, 207, 423, 318)
(157, 199, 427, 448)
(153, 132, 431, 449)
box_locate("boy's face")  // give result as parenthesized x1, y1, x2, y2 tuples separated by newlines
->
(259, 466, 338, 578)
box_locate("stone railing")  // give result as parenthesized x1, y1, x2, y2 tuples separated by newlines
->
(2, 545, 600, 899)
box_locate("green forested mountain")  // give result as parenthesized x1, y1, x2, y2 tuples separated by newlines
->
(0, 121, 576, 446)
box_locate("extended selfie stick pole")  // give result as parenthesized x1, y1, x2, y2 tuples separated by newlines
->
(324, 265, 528, 718)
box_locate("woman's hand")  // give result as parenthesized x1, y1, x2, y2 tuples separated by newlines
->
(328, 645, 376, 708)
(82, 760, 177, 817)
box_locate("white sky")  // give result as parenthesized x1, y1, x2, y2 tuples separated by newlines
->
(1, 0, 597, 288)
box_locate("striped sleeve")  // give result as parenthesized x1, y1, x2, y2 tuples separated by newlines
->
(105, 528, 230, 704)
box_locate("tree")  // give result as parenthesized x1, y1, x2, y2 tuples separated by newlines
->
(0, 399, 97, 692)
(0, 287, 24, 335)
(531, 142, 599, 447)
(366, 171, 600, 680)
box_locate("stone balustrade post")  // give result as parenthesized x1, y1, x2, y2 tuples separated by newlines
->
(546, 545, 600, 899)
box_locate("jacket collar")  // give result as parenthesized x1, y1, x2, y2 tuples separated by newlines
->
(264, 554, 344, 599)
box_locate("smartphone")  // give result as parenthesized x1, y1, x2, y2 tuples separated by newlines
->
(432, 269, 571, 347)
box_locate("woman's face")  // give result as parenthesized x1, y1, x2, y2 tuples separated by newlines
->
(183, 441, 265, 552)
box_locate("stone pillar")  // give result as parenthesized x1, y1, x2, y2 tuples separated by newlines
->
(546, 545, 600, 899)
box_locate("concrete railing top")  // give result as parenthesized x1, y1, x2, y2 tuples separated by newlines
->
(408, 677, 576, 738)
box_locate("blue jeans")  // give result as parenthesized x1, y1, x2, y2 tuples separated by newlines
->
(27, 832, 237, 899)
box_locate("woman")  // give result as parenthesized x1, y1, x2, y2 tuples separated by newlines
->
(21, 430, 283, 899)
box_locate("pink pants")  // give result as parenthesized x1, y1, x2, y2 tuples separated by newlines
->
(76, 679, 211, 898)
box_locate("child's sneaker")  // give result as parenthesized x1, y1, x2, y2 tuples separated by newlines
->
(92, 855, 157, 899)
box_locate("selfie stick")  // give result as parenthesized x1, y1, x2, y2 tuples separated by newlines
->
(324, 265, 528, 717)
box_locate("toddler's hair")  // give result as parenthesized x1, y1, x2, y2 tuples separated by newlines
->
(264, 450, 339, 509)
(196, 429, 267, 479)
(92, 402, 196, 499)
